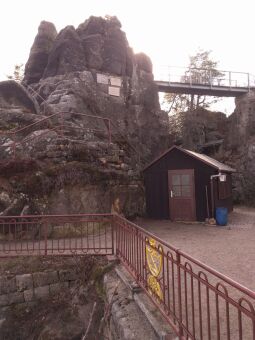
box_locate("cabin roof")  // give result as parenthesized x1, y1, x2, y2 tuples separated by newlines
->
(143, 145, 236, 173)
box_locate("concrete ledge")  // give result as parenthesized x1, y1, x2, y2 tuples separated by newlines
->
(114, 265, 176, 340)
(104, 270, 158, 340)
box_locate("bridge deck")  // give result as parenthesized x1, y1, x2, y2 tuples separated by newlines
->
(155, 80, 253, 97)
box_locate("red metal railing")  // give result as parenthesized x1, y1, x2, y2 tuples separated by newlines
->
(1, 213, 253, 339)
(0, 214, 114, 256)
(0, 111, 145, 164)
(114, 214, 255, 340)
(0, 111, 112, 160)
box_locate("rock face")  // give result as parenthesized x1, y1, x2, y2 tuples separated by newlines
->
(23, 21, 57, 85)
(42, 26, 87, 79)
(0, 16, 169, 216)
(223, 91, 255, 204)
(24, 16, 135, 83)
(22, 16, 169, 160)
(0, 80, 39, 114)
(169, 108, 228, 153)
(168, 97, 255, 205)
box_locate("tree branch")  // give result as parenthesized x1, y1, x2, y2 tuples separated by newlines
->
(81, 301, 97, 340)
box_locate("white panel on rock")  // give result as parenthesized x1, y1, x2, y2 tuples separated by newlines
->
(109, 86, 120, 97)
(97, 74, 109, 84)
(110, 77, 122, 87)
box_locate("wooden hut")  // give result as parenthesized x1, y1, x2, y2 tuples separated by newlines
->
(143, 145, 235, 221)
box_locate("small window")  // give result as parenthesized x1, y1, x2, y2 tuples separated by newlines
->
(181, 174, 190, 185)
(182, 185, 191, 197)
(173, 185, 181, 197)
(172, 175, 181, 185)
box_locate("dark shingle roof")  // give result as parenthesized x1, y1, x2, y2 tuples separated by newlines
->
(143, 145, 236, 173)
(185, 149, 235, 172)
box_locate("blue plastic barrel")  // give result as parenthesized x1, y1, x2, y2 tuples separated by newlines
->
(216, 207, 228, 226)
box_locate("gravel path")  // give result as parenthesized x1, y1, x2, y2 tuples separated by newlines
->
(136, 205, 255, 291)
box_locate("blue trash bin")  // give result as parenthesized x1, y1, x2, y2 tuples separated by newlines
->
(216, 207, 228, 226)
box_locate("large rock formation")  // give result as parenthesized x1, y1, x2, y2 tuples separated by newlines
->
(0, 16, 169, 216)
(169, 108, 228, 153)
(22, 16, 168, 160)
(168, 95, 255, 205)
(23, 21, 57, 84)
(24, 16, 134, 83)
(223, 91, 255, 204)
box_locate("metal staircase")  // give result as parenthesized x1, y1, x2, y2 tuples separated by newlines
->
(0, 83, 144, 167)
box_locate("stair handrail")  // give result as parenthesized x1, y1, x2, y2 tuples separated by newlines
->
(1, 110, 145, 166)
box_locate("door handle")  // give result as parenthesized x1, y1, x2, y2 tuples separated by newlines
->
(170, 190, 174, 198)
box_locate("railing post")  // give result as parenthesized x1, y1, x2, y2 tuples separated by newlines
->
(108, 119, 112, 144)
(248, 73, 250, 91)
(209, 69, 212, 88)
(111, 214, 115, 255)
(60, 112, 64, 137)
(229, 71, 232, 89)
(12, 132, 16, 160)
(136, 227, 139, 283)
(189, 69, 192, 86)
(176, 250, 184, 339)
(44, 221, 48, 255)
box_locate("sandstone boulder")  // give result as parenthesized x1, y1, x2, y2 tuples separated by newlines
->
(0, 81, 39, 114)
(0, 16, 170, 217)
(43, 26, 86, 78)
(135, 53, 153, 74)
(23, 21, 57, 85)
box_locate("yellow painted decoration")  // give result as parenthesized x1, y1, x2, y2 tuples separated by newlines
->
(146, 238, 163, 277)
(147, 274, 163, 300)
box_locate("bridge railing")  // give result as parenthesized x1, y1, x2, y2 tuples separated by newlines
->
(155, 66, 255, 89)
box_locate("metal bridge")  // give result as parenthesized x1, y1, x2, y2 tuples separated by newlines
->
(154, 66, 255, 96)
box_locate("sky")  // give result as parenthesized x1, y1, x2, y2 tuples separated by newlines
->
(1, 0, 255, 114)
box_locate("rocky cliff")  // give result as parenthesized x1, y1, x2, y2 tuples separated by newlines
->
(168, 93, 255, 205)
(169, 108, 228, 153)
(224, 91, 255, 203)
(0, 16, 169, 216)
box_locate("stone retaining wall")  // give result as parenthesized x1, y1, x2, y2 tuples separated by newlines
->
(0, 269, 78, 308)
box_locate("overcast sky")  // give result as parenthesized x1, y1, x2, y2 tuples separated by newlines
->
(1, 0, 255, 113)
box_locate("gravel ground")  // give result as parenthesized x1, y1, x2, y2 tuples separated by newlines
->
(136, 205, 255, 290)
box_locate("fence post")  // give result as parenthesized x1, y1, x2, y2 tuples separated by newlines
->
(108, 119, 112, 144)
(209, 70, 212, 88)
(111, 214, 115, 255)
(44, 221, 48, 256)
(136, 228, 139, 283)
(176, 250, 184, 339)
(60, 112, 64, 137)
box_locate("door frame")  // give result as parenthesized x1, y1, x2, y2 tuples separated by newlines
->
(168, 169, 196, 221)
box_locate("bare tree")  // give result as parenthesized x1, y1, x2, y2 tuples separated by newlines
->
(7, 64, 24, 82)
(164, 49, 223, 114)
